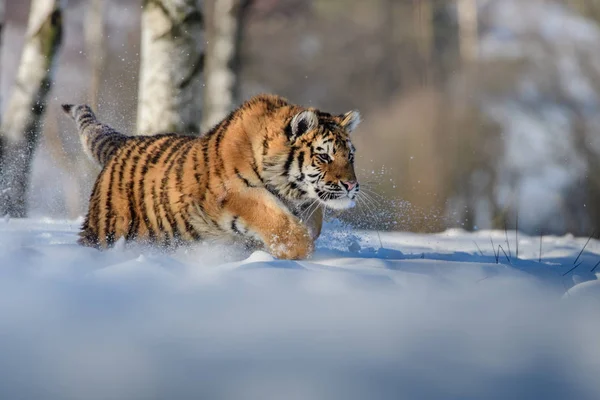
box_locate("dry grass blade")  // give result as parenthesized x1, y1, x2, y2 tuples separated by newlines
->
(539, 232, 543, 263)
(515, 212, 519, 259)
(499, 245, 511, 264)
(572, 231, 595, 266)
(490, 236, 499, 263)
(563, 261, 584, 276)
(473, 240, 484, 257)
(504, 219, 512, 259)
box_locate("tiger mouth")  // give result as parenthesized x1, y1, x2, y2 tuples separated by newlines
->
(320, 192, 355, 200)
(316, 188, 358, 200)
(315, 189, 357, 210)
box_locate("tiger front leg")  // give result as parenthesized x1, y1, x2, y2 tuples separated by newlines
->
(225, 190, 315, 260)
(269, 218, 315, 260)
(302, 204, 323, 242)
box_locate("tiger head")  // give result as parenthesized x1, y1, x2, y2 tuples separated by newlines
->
(276, 108, 362, 210)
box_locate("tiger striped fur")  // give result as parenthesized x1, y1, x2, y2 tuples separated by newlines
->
(62, 94, 361, 259)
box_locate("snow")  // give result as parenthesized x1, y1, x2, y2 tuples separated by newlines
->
(0, 218, 599, 399)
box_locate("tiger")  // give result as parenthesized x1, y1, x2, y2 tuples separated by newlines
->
(61, 94, 361, 260)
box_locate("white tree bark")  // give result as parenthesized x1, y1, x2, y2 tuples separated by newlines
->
(0, 0, 5, 121)
(202, 0, 249, 131)
(0, 0, 63, 217)
(457, 0, 478, 62)
(137, 0, 205, 136)
(85, 0, 105, 110)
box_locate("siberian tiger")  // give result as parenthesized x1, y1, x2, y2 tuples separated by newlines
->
(62, 94, 361, 259)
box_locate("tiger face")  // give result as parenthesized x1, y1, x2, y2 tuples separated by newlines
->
(286, 109, 362, 210)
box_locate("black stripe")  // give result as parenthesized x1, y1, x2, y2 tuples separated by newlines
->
(117, 143, 135, 192)
(78, 116, 95, 130)
(175, 140, 195, 193)
(235, 168, 254, 187)
(231, 216, 242, 235)
(317, 111, 333, 118)
(201, 139, 211, 196)
(152, 184, 170, 247)
(287, 181, 307, 198)
(212, 113, 235, 181)
(91, 135, 109, 158)
(297, 150, 305, 171)
(211, 110, 235, 150)
(148, 135, 175, 164)
(128, 138, 156, 239)
(138, 146, 157, 242)
(77, 111, 94, 123)
(284, 119, 293, 139)
(182, 210, 201, 241)
(283, 146, 297, 176)
(85, 175, 103, 244)
(192, 147, 203, 185)
(251, 161, 264, 184)
(159, 138, 190, 241)
(104, 159, 118, 247)
(173, 141, 202, 242)
(99, 139, 115, 165)
(110, 142, 130, 241)
(296, 150, 305, 181)
(123, 143, 141, 241)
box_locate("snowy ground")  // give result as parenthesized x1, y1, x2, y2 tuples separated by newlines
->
(0, 218, 599, 400)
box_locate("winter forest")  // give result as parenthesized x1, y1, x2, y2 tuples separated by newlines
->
(1, 1, 600, 399)
(2, 0, 600, 236)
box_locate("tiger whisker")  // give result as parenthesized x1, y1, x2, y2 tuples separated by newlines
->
(354, 198, 371, 220)
(359, 186, 385, 200)
(359, 191, 381, 209)
(304, 201, 322, 224)
(299, 199, 320, 222)
(357, 195, 376, 218)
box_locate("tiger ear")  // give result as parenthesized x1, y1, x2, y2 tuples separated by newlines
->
(289, 110, 318, 140)
(339, 110, 362, 133)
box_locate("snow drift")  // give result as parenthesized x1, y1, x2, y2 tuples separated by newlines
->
(0, 218, 599, 400)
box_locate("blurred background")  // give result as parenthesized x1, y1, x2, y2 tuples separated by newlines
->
(2, 0, 600, 236)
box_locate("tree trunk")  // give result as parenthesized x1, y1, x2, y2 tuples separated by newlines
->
(0, 0, 63, 217)
(202, 0, 249, 131)
(411, 0, 434, 87)
(431, 1, 459, 84)
(137, 0, 205, 136)
(0, 0, 5, 162)
(85, 0, 105, 110)
(457, 0, 478, 62)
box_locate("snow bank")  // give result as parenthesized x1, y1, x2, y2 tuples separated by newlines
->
(0, 218, 599, 399)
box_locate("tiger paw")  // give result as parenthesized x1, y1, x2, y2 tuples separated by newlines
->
(268, 226, 314, 260)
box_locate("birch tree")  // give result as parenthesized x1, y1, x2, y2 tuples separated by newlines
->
(411, 0, 434, 86)
(137, 0, 205, 136)
(85, 0, 105, 110)
(457, 0, 478, 62)
(0, 0, 63, 217)
(0, 0, 4, 143)
(202, 0, 250, 131)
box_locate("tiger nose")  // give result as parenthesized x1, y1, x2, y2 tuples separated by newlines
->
(340, 180, 358, 191)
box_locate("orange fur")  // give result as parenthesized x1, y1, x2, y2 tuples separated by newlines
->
(62, 94, 361, 259)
